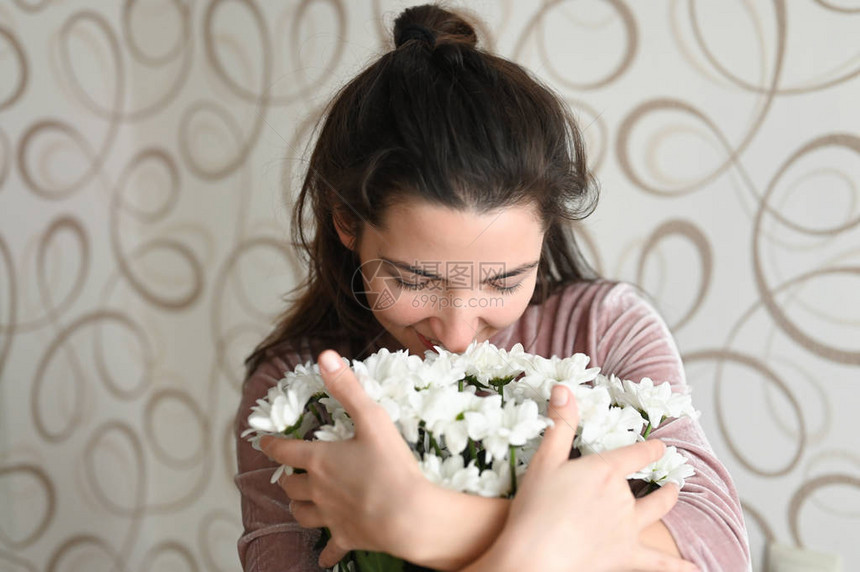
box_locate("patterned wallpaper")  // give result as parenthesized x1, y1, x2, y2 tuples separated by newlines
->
(1, 1, 858, 570)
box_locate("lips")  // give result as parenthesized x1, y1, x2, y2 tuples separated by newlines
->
(417, 331, 442, 352)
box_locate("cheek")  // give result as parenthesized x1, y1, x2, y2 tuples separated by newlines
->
(357, 262, 406, 312)
(487, 294, 531, 327)
(483, 277, 538, 326)
(363, 273, 428, 324)
(372, 296, 428, 326)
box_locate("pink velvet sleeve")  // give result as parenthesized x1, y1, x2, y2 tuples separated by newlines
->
(235, 352, 326, 572)
(583, 283, 751, 571)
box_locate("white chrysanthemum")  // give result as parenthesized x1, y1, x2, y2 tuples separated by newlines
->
(577, 405, 645, 455)
(419, 454, 482, 493)
(465, 398, 549, 462)
(355, 348, 425, 382)
(246, 398, 281, 434)
(610, 377, 699, 429)
(395, 385, 460, 445)
(332, 560, 357, 572)
(506, 353, 600, 407)
(395, 409, 422, 445)
(413, 386, 473, 428)
(246, 342, 701, 499)
(349, 349, 424, 424)
(314, 413, 355, 442)
(318, 395, 346, 419)
(593, 373, 624, 400)
(402, 386, 476, 451)
(248, 386, 305, 433)
(629, 446, 696, 488)
(474, 459, 513, 497)
(247, 361, 327, 435)
(446, 341, 526, 385)
(513, 438, 541, 481)
(269, 463, 293, 484)
(569, 384, 612, 425)
(418, 350, 468, 389)
(280, 360, 327, 394)
(433, 391, 497, 455)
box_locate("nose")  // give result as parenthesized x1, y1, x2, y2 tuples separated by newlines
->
(429, 294, 482, 353)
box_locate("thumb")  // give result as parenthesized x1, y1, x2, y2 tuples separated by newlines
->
(532, 384, 580, 468)
(635, 482, 680, 530)
(318, 538, 349, 569)
(317, 349, 376, 426)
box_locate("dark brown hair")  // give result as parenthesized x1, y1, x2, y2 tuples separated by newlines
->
(246, 3, 598, 374)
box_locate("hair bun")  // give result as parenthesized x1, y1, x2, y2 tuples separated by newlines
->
(395, 24, 436, 49)
(393, 4, 478, 49)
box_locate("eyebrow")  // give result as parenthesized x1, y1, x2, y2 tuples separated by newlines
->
(379, 256, 540, 283)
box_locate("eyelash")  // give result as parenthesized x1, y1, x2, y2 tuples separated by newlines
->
(391, 278, 523, 295)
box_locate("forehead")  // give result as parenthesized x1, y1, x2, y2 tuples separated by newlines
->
(369, 198, 544, 265)
(379, 197, 542, 232)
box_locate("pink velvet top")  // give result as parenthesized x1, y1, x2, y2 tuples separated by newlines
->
(234, 281, 752, 571)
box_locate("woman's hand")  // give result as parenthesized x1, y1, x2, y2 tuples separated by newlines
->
(463, 385, 699, 572)
(261, 350, 430, 567)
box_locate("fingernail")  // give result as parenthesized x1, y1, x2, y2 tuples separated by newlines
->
(550, 385, 568, 406)
(319, 350, 343, 373)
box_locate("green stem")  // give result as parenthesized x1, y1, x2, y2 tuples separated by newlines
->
(642, 422, 653, 440)
(285, 413, 305, 438)
(509, 445, 517, 496)
(417, 422, 426, 456)
(429, 433, 443, 457)
(309, 402, 324, 425)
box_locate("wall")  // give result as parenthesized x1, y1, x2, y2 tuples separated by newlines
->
(1, 1, 858, 570)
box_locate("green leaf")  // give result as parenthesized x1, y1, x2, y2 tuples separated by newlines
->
(354, 551, 406, 572)
(281, 413, 305, 437)
(463, 375, 487, 389)
(488, 375, 516, 389)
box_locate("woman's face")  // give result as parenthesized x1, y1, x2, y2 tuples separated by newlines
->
(338, 198, 545, 356)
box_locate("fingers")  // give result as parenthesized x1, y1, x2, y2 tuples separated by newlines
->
(279, 472, 311, 501)
(597, 438, 667, 476)
(260, 435, 314, 469)
(635, 483, 679, 529)
(317, 349, 378, 427)
(532, 385, 580, 468)
(288, 499, 325, 528)
(630, 545, 700, 572)
(287, 499, 351, 567)
(319, 540, 350, 569)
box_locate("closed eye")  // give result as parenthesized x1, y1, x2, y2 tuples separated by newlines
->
(391, 278, 431, 291)
(389, 272, 526, 295)
(485, 281, 524, 294)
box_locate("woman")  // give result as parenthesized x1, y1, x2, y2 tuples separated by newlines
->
(235, 4, 750, 570)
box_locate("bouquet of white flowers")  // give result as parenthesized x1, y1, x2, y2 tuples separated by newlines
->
(244, 341, 699, 571)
